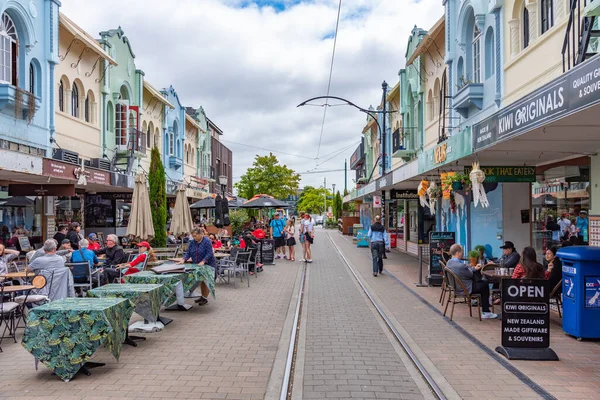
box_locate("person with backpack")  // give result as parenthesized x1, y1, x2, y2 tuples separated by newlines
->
(368, 215, 389, 276)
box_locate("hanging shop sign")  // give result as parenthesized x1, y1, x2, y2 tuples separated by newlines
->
(433, 143, 447, 164)
(375, 173, 393, 190)
(474, 54, 600, 150)
(8, 184, 75, 197)
(373, 195, 382, 208)
(463, 166, 536, 182)
(390, 189, 419, 199)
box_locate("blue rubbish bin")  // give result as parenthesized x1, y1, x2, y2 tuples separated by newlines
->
(556, 246, 600, 339)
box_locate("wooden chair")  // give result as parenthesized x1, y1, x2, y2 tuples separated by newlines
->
(550, 280, 563, 318)
(439, 259, 450, 304)
(443, 267, 482, 321)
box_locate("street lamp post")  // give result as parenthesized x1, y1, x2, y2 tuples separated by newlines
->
(297, 81, 394, 225)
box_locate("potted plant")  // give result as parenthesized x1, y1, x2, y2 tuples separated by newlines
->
(443, 173, 471, 191)
(468, 250, 480, 266)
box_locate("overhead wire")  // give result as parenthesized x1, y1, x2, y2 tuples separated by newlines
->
(315, 0, 343, 161)
(221, 139, 315, 160)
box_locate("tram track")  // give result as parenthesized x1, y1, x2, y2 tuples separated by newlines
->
(278, 232, 447, 400)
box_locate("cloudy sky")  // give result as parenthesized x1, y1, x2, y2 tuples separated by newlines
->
(61, 0, 442, 194)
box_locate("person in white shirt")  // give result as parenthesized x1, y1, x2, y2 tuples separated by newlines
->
(300, 213, 314, 263)
(558, 214, 571, 241)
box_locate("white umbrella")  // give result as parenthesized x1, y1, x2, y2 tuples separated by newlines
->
(126, 173, 155, 240)
(170, 184, 194, 236)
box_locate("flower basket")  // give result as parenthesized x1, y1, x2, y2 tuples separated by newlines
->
(451, 181, 463, 191)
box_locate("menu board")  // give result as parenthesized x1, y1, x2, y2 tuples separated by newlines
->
(501, 279, 550, 348)
(46, 216, 56, 240)
(260, 239, 275, 265)
(588, 215, 600, 247)
(428, 232, 455, 285)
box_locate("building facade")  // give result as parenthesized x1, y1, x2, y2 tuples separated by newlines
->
(208, 118, 232, 195)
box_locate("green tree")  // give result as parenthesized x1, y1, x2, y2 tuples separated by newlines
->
(297, 186, 333, 215)
(149, 146, 167, 247)
(229, 209, 249, 236)
(334, 191, 343, 220)
(235, 153, 300, 199)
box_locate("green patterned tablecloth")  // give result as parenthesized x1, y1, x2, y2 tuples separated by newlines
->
(87, 284, 164, 323)
(182, 264, 216, 299)
(22, 297, 134, 382)
(123, 271, 184, 306)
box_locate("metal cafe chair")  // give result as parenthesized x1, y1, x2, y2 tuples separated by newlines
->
(0, 283, 20, 347)
(66, 262, 95, 294)
(550, 279, 563, 318)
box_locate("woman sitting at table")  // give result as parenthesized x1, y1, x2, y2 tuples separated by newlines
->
(544, 246, 563, 293)
(114, 241, 156, 278)
(209, 233, 222, 249)
(511, 247, 545, 279)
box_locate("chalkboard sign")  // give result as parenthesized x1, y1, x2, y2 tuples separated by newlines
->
(521, 209, 530, 224)
(496, 278, 557, 360)
(428, 232, 455, 286)
(260, 239, 275, 265)
(18, 236, 32, 252)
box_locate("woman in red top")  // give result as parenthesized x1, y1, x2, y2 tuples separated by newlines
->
(511, 247, 545, 279)
(209, 233, 222, 249)
(115, 241, 156, 278)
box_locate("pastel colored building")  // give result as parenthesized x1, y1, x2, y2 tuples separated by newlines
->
(55, 13, 116, 163)
(140, 80, 173, 174)
(162, 85, 185, 194)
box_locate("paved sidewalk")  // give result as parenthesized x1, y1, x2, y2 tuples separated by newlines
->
(0, 260, 301, 400)
(300, 233, 427, 400)
(330, 232, 544, 400)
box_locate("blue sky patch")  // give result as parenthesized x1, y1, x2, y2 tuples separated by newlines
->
(239, 0, 304, 12)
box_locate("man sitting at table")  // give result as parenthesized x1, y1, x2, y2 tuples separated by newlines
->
(27, 239, 75, 301)
(446, 244, 497, 319)
(70, 239, 100, 269)
(87, 233, 102, 251)
(95, 234, 128, 284)
(178, 228, 215, 306)
(498, 241, 520, 269)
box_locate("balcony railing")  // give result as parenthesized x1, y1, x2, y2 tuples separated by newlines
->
(392, 127, 419, 160)
(116, 128, 146, 155)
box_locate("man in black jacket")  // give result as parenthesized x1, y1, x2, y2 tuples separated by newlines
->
(499, 241, 520, 269)
(95, 234, 128, 284)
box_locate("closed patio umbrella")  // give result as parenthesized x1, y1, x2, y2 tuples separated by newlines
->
(126, 173, 155, 241)
(170, 185, 194, 236)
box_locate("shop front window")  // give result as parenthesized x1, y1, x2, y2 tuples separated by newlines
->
(84, 194, 114, 228)
(116, 199, 131, 228)
(55, 196, 82, 228)
(0, 192, 41, 247)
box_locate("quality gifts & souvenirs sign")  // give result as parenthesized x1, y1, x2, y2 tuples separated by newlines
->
(496, 279, 558, 361)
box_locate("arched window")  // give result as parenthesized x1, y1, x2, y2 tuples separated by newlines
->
(0, 13, 18, 85)
(523, 7, 530, 49)
(541, 0, 554, 34)
(484, 28, 495, 80)
(84, 94, 90, 122)
(472, 24, 482, 83)
(147, 125, 151, 149)
(58, 80, 65, 112)
(457, 57, 464, 84)
(71, 84, 79, 118)
(427, 90, 433, 122)
(29, 63, 34, 94)
(106, 101, 114, 132)
(169, 132, 174, 156)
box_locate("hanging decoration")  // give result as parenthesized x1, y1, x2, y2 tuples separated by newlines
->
(426, 181, 438, 215)
(418, 179, 429, 209)
(470, 161, 489, 208)
(440, 172, 455, 199)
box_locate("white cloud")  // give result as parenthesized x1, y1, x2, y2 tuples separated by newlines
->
(60, 0, 443, 194)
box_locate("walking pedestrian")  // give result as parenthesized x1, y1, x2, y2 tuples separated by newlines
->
(300, 213, 314, 263)
(284, 219, 296, 261)
(367, 215, 389, 276)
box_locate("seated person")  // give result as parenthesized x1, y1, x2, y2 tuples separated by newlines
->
(512, 247, 545, 279)
(544, 246, 563, 293)
(87, 233, 102, 251)
(0, 243, 19, 275)
(27, 239, 75, 301)
(209, 233, 222, 249)
(114, 241, 156, 278)
(499, 241, 520, 269)
(446, 244, 498, 319)
(28, 239, 71, 263)
(69, 238, 100, 291)
(95, 234, 128, 284)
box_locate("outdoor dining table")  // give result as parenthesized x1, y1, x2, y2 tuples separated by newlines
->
(21, 297, 134, 382)
(1, 271, 35, 280)
(1, 284, 35, 293)
(87, 284, 164, 323)
(482, 270, 512, 282)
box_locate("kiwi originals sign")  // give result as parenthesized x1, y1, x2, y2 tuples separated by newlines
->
(474, 55, 600, 150)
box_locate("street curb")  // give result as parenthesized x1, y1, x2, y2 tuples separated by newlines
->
(330, 232, 461, 400)
(265, 262, 304, 399)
